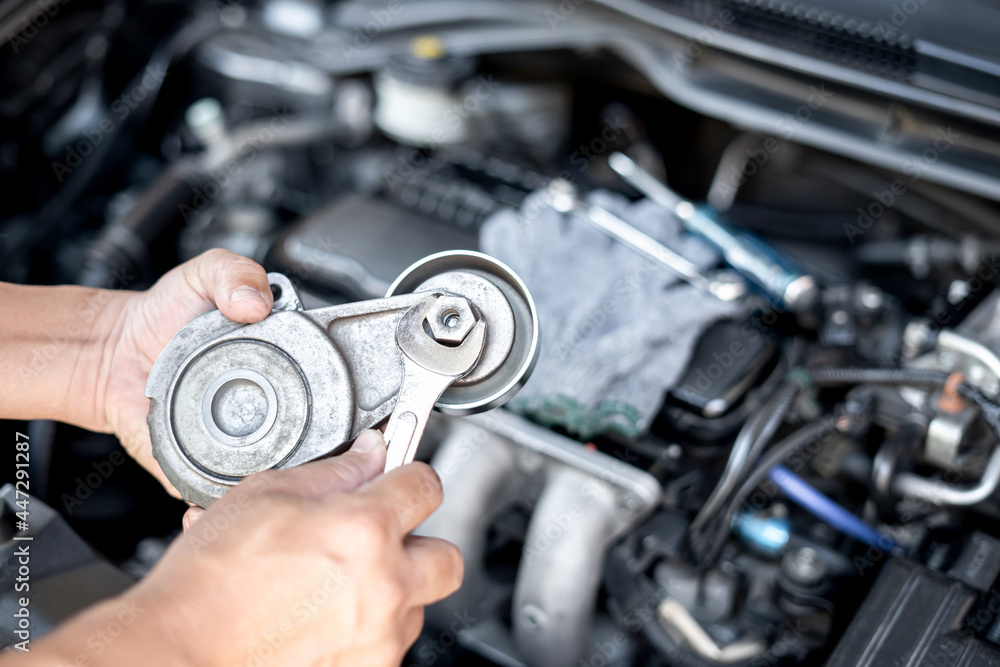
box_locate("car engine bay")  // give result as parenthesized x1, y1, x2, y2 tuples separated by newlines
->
(5, 0, 1000, 664)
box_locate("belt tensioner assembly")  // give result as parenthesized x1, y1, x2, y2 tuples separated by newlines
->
(145, 251, 538, 507)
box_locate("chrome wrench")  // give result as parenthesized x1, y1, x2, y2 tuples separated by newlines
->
(383, 295, 487, 471)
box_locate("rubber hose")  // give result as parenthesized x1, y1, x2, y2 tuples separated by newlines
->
(700, 419, 836, 567)
(689, 381, 800, 543)
(870, 419, 925, 523)
(809, 367, 950, 389)
(808, 367, 1000, 440)
(604, 546, 755, 667)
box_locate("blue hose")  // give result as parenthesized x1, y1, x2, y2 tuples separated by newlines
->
(768, 464, 897, 551)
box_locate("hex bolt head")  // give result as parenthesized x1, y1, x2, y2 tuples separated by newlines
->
(617, 493, 640, 511)
(783, 546, 826, 586)
(426, 296, 478, 345)
(518, 605, 548, 634)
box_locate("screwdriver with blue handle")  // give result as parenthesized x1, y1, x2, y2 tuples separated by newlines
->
(608, 152, 819, 314)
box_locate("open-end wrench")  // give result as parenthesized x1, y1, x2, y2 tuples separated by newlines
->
(383, 295, 487, 471)
(607, 152, 818, 313)
(545, 178, 746, 303)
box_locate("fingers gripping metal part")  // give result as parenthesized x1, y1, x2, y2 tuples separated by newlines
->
(145, 251, 537, 506)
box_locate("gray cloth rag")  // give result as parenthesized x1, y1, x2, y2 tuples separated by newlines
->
(479, 189, 743, 439)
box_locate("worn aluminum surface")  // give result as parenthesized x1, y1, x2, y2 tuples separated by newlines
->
(419, 410, 661, 667)
(146, 252, 537, 506)
(899, 318, 1000, 506)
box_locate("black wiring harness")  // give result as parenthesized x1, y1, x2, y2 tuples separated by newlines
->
(688, 366, 1000, 569)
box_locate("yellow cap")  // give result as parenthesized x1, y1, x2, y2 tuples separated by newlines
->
(410, 35, 445, 60)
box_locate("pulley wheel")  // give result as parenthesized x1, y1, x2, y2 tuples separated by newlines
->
(147, 309, 353, 506)
(387, 250, 539, 415)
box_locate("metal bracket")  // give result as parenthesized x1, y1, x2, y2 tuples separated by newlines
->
(145, 251, 538, 507)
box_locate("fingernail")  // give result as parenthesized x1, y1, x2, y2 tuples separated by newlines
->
(230, 286, 265, 305)
(352, 429, 384, 454)
(183, 507, 205, 532)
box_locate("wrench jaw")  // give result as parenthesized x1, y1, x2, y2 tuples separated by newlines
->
(387, 250, 539, 415)
(397, 297, 487, 376)
(383, 296, 488, 472)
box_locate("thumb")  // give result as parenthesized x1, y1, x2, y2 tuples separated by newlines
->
(184, 431, 386, 519)
(240, 429, 388, 499)
(182, 506, 205, 531)
(176, 248, 273, 324)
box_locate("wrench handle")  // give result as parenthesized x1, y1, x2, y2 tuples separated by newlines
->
(383, 357, 457, 472)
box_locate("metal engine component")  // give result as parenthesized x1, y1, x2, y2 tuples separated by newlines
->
(387, 251, 538, 413)
(145, 251, 538, 507)
(270, 195, 477, 299)
(898, 309, 1000, 506)
(657, 599, 765, 663)
(417, 410, 660, 667)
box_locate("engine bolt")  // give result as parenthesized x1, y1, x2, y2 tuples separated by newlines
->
(783, 546, 826, 587)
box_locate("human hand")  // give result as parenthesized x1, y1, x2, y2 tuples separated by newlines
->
(19, 429, 462, 667)
(96, 249, 274, 495)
